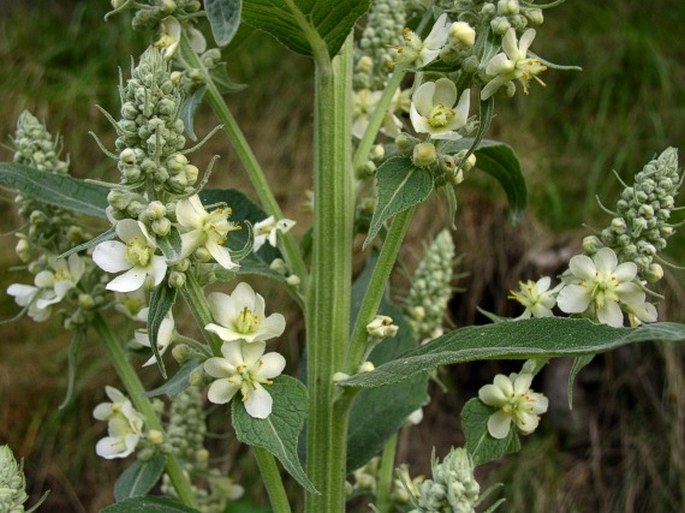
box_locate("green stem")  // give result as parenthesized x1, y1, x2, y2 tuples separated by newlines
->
(345, 206, 415, 374)
(375, 432, 399, 513)
(92, 314, 198, 509)
(179, 34, 308, 286)
(181, 272, 223, 356)
(253, 447, 292, 513)
(305, 35, 355, 513)
(352, 68, 406, 172)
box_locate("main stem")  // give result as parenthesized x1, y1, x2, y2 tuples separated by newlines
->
(305, 36, 355, 513)
(92, 314, 197, 509)
(253, 447, 293, 513)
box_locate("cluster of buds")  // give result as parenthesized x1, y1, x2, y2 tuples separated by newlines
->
(590, 147, 681, 283)
(404, 230, 457, 341)
(7, 112, 105, 327)
(353, 0, 407, 89)
(109, 0, 202, 33)
(0, 445, 29, 513)
(407, 447, 482, 513)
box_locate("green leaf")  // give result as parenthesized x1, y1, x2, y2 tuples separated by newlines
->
(346, 251, 428, 471)
(0, 163, 108, 218)
(232, 375, 318, 494)
(59, 227, 115, 259)
(242, 0, 371, 57)
(143, 359, 201, 398)
(58, 329, 85, 409)
(340, 319, 685, 389)
(100, 496, 200, 513)
(225, 501, 272, 513)
(568, 354, 594, 409)
(114, 453, 167, 501)
(364, 157, 434, 248)
(180, 86, 207, 142)
(461, 399, 520, 465)
(157, 225, 183, 263)
(443, 139, 527, 221)
(147, 281, 177, 379)
(205, 0, 242, 47)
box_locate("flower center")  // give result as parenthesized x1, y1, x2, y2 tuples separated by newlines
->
(428, 104, 455, 128)
(203, 208, 240, 245)
(591, 271, 620, 309)
(125, 237, 153, 267)
(234, 307, 260, 335)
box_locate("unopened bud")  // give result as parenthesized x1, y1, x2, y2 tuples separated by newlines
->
(358, 361, 375, 373)
(412, 142, 437, 168)
(644, 263, 664, 283)
(286, 274, 301, 287)
(189, 366, 206, 386)
(582, 235, 603, 255)
(332, 372, 350, 383)
(449, 22, 476, 47)
(78, 294, 95, 310)
(172, 343, 192, 363)
(151, 217, 171, 236)
(147, 429, 164, 445)
(366, 315, 399, 338)
(168, 270, 186, 288)
(395, 133, 419, 155)
(497, 0, 519, 15)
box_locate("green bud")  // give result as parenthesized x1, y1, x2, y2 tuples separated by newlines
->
(395, 132, 419, 155)
(172, 343, 192, 363)
(151, 217, 171, 236)
(582, 235, 603, 255)
(0, 445, 29, 511)
(78, 294, 95, 309)
(412, 142, 437, 168)
(189, 366, 206, 386)
(490, 16, 511, 35)
(168, 270, 186, 288)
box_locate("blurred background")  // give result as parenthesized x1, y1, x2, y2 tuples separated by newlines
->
(0, 1, 684, 511)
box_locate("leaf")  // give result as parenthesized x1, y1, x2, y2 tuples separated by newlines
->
(364, 157, 434, 248)
(443, 139, 527, 221)
(461, 398, 521, 465)
(58, 329, 85, 409)
(232, 375, 318, 494)
(242, 0, 371, 57)
(347, 251, 428, 471)
(339, 319, 685, 389)
(0, 163, 108, 218)
(147, 281, 177, 379)
(114, 453, 167, 501)
(143, 359, 201, 398)
(205, 0, 242, 47)
(59, 227, 116, 259)
(100, 496, 201, 513)
(567, 354, 594, 409)
(180, 86, 207, 142)
(157, 225, 183, 263)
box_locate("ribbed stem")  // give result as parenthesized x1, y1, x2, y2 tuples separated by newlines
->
(254, 447, 292, 513)
(375, 432, 398, 513)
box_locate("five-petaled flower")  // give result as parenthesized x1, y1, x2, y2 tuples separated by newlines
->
(556, 247, 657, 327)
(509, 276, 559, 318)
(131, 307, 176, 367)
(93, 219, 167, 292)
(204, 340, 286, 418)
(92, 386, 144, 459)
(478, 372, 548, 439)
(394, 13, 451, 68)
(252, 216, 296, 253)
(205, 282, 286, 343)
(176, 194, 241, 271)
(481, 28, 547, 100)
(410, 78, 470, 141)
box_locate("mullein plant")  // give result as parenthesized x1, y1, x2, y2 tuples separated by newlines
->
(2, 1, 685, 513)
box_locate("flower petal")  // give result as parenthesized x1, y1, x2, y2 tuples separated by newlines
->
(413, 81, 436, 117)
(241, 341, 267, 366)
(258, 352, 286, 379)
(207, 240, 239, 270)
(259, 313, 286, 341)
(115, 219, 144, 244)
(597, 300, 624, 327)
(244, 383, 273, 419)
(433, 78, 457, 108)
(207, 379, 240, 404)
(149, 255, 168, 287)
(479, 383, 507, 406)
(204, 356, 234, 378)
(93, 241, 131, 273)
(487, 410, 512, 439)
(557, 284, 592, 313)
(106, 267, 147, 292)
(568, 254, 596, 281)
(176, 195, 205, 229)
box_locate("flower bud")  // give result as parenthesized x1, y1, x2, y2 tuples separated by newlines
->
(168, 270, 186, 288)
(78, 294, 95, 309)
(524, 7, 544, 25)
(490, 16, 512, 35)
(147, 429, 165, 445)
(15, 237, 31, 262)
(449, 22, 476, 48)
(151, 217, 171, 236)
(644, 263, 664, 283)
(395, 133, 419, 155)
(358, 361, 375, 373)
(366, 314, 399, 338)
(172, 343, 192, 363)
(497, 0, 519, 15)
(189, 366, 206, 386)
(269, 258, 288, 274)
(332, 372, 350, 382)
(286, 274, 301, 287)
(413, 142, 437, 168)
(582, 235, 603, 255)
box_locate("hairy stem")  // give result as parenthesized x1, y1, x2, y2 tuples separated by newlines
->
(253, 447, 292, 513)
(375, 432, 399, 513)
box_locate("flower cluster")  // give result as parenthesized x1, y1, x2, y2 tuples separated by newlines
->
(478, 372, 548, 439)
(407, 447, 481, 513)
(0, 444, 29, 513)
(405, 230, 458, 341)
(203, 283, 286, 418)
(92, 386, 145, 459)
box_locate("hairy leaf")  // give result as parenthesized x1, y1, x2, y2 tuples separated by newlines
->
(114, 454, 167, 501)
(59, 227, 115, 259)
(143, 359, 201, 398)
(0, 163, 108, 218)
(157, 225, 183, 263)
(340, 319, 685, 388)
(147, 281, 177, 379)
(232, 375, 318, 494)
(205, 0, 242, 47)
(242, 0, 371, 57)
(100, 496, 200, 513)
(180, 86, 207, 142)
(364, 157, 434, 247)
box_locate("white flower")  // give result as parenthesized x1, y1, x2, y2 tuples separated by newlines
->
(204, 340, 286, 418)
(508, 276, 559, 318)
(92, 219, 167, 292)
(155, 17, 182, 59)
(410, 78, 470, 141)
(252, 216, 296, 253)
(176, 194, 241, 271)
(478, 372, 548, 439)
(394, 13, 451, 68)
(481, 28, 547, 100)
(33, 254, 87, 309)
(556, 247, 653, 328)
(131, 308, 175, 367)
(204, 282, 286, 343)
(7, 283, 49, 321)
(113, 288, 148, 319)
(93, 386, 144, 459)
